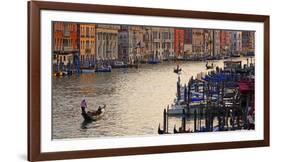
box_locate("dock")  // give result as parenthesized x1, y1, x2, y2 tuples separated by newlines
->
(158, 60, 255, 134)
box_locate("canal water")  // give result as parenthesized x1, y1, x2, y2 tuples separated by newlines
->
(52, 57, 249, 139)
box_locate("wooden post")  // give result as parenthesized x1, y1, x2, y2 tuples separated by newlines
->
(163, 109, 167, 133)
(187, 82, 191, 116)
(177, 80, 181, 101)
(182, 109, 186, 132)
(244, 94, 250, 128)
(199, 109, 201, 131)
(167, 105, 169, 133)
(226, 108, 229, 130)
(221, 81, 225, 130)
(194, 110, 197, 132)
(231, 108, 235, 130)
(184, 84, 187, 103)
(222, 82, 226, 129)
(205, 108, 208, 131)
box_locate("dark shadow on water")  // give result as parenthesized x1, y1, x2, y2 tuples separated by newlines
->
(81, 120, 93, 129)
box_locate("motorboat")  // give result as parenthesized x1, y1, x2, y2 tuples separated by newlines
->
(95, 66, 112, 72)
(112, 61, 127, 68)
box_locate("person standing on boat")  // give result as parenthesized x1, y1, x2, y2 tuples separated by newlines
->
(81, 99, 87, 114)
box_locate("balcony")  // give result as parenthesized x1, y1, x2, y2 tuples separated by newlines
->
(153, 38, 161, 42)
(63, 46, 78, 52)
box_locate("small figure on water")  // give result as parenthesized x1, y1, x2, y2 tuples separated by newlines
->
(206, 62, 214, 69)
(80, 99, 87, 114)
(174, 64, 182, 74)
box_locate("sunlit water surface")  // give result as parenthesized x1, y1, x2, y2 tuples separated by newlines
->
(52, 57, 249, 139)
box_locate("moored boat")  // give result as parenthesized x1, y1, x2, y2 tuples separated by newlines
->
(205, 62, 214, 69)
(231, 53, 241, 57)
(112, 61, 128, 68)
(95, 66, 112, 72)
(81, 68, 95, 73)
(148, 57, 160, 64)
(148, 60, 160, 64)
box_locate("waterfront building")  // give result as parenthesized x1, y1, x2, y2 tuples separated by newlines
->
(242, 31, 255, 56)
(118, 26, 129, 63)
(151, 27, 174, 61)
(151, 27, 161, 60)
(128, 26, 145, 63)
(143, 27, 153, 62)
(79, 24, 96, 68)
(53, 22, 64, 52)
(174, 29, 185, 59)
(203, 29, 213, 56)
(192, 29, 204, 55)
(230, 31, 242, 55)
(220, 30, 231, 56)
(162, 28, 174, 60)
(214, 30, 221, 56)
(53, 22, 79, 73)
(183, 28, 192, 56)
(237, 31, 243, 54)
(96, 25, 120, 63)
(118, 26, 146, 64)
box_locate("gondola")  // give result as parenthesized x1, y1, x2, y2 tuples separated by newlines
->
(173, 68, 182, 74)
(173, 125, 192, 134)
(158, 123, 165, 134)
(173, 125, 180, 134)
(206, 64, 214, 70)
(81, 105, 106, 121)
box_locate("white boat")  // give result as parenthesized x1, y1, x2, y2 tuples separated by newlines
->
(95, 66, 112, 72)
(167, 101, 206, 115)
(167, 104, 186, 115)
(112, 61, 127, 68)
(81, 69, 95, 73)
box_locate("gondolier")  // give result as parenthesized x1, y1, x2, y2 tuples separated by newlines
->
(81, 99, 87, 114)
(174, 64, 182, 74)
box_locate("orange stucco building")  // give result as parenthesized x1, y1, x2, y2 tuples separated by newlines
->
(79, 24, 96, 67)
(174, 29, 185, 58)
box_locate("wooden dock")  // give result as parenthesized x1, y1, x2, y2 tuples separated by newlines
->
(159, 61, 255, 134)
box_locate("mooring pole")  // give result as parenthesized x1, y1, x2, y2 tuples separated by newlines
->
(182, 109, 186, 132)
(167, 105, 169, 133)
(163, 109, 167, 133)
(194, 110, 197, 132)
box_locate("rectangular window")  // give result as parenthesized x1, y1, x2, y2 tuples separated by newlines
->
(152, 32, 157, 39)
(86, 27, 89, 37)
(86, 40, 90, 49)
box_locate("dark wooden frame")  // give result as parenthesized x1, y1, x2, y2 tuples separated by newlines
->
(28, 1, 270, 161)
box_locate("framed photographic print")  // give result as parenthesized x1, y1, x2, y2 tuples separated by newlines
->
(28, 1, 270, 161)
